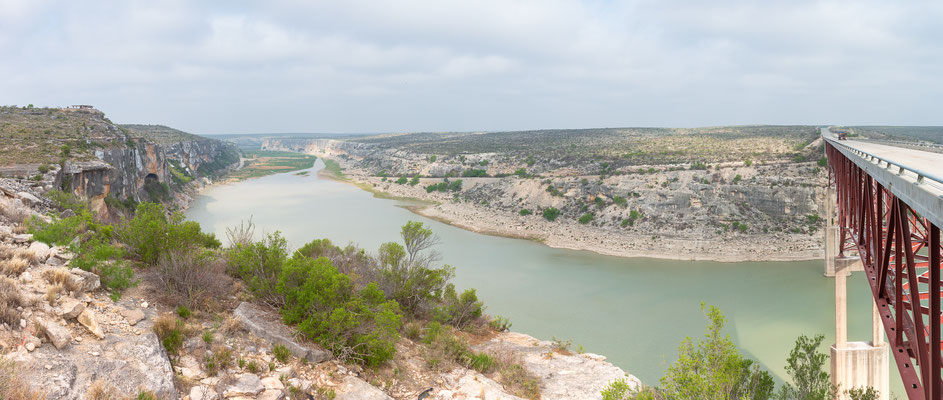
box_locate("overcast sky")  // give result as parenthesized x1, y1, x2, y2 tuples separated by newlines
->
(1, 1, 940, 134)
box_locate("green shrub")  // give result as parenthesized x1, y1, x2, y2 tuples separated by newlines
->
(514, 168, 527, 177)
(519, 208, 532, 216)
(202, 331, 214, 344)
(273, 344, 292, 363)
(467, 352, 495, 373)
(627, 210, 642, 226)
(433, 284, 483, 329)
(278, 255, 402, 366)
(153, 314, 185, 355)
(542, 208, 561, 221)
(462, 169, 488, 177)
(733, 175, 742, 184)
(226, 232, 289, 308)
(489, 315, 512, 332)
(119, 202, 220, 265)
(374, 222, 455, 318)
(613, 196, 627, 207)
(409, 176, 419, 186)
(176, 306, 191, 319)
(395, 176, 408, 184)
(578, 213, 594, 224)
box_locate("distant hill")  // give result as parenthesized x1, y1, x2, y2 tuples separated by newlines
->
(851, 126, 943, 144)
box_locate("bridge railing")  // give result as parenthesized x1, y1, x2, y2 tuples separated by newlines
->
(824, 135, 943, 194)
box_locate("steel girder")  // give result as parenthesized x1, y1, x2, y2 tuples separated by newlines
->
(827, 143, 943, 399)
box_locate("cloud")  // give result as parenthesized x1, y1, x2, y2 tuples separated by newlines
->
(0, 0, 940, 133)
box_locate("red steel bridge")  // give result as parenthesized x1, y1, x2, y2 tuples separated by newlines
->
(824, 128, 943, 399)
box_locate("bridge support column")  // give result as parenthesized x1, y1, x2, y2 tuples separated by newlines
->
(830, 264, 890, 399)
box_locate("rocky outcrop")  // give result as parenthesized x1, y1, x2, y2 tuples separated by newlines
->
(233, 302, 332, 364)
(473, 332, 641, 400)
(58, 138, 237, 208)
(335, 375, 394, 400)
(8, 330, 176, 399)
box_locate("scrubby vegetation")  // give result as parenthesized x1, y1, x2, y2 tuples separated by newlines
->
(227, 150, 316, 180)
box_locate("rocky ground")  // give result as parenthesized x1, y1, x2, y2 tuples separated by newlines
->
(0, 182, 640, 400)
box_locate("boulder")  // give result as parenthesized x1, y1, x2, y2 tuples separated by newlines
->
(233, 302, 330, 364)
(59, 209, 76, 218)
(16, 191, 41, 205)
(175, 355, 203, 380)
(7, 330, 177, 399)
(335, 375, 393, 400)
(36, 317, 72, 350)
(472, 332, 642, 400)
(78, 309, 105, 339)
(27, 241, 51, 261)
(222, 373, 264, 398)
(121, 308, 146, 326)
(59, 299, 86, 320)
(261, 376, 285, 390)
(70, 268, 100, 292)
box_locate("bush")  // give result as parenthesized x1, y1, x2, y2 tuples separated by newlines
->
(153, 314, 185, 355)
(519, 208, 532, 216)
(462, 169, 488, 177)
(176, 306, 191, 319)
(578, 213, 594, 224)
(542, 208, 561, 221)
(409, 176, 419, 186)
(395, 176, 408, 184)
(155, 247, 230, 310)
(433, 284, 483, 330)
(227, 232, 289, 308)
(278, 255, 402, 366)
(374, 222, 454, 318)
(489, 315, 512, 332)
(514, 168, 527, 177)
(119, 202, 220, 265)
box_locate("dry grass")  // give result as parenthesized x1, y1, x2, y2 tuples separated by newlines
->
(13, 248, 38, 265)
(220, 315, 243, 335)
(491, 350, 541, 400)
(0, 357, 46, 400)
(0, 257, 29, 277)
(0, 244, 15, 259)
(44, 283, 63, 304)
(85, 379, 123, 400)
(43, 268, 79, 292)
(0, 277, 24, 326)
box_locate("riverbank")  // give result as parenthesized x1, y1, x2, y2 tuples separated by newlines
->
(317, 158, 824, 263)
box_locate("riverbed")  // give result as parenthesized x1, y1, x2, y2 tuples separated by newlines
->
(186, 160, 899, 393)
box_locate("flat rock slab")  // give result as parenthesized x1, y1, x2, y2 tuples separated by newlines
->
(335, 375, 393, 400)
(7, 330, 176, 399)
(222, 373, 264, 398)
(233, 302, 331, 364)
(121, 308, 146, 326)
(36, 318, 72, 350)
(472, 332, 642, 400)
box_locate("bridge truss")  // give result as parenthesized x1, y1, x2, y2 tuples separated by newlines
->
(827, 141, 943, 399)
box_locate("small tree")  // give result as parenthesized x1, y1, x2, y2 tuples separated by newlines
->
(660, 303, 774, 400)
(778, 334, 836, 400)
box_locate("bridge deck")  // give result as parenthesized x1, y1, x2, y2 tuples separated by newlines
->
(824, 128, 943, 229)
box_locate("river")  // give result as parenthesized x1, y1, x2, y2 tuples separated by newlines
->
(186, 159, 900, 394)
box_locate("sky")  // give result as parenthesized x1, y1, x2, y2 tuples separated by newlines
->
(1, 0, 941, 134)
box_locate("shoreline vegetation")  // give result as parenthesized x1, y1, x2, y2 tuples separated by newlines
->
(224, 150, 317, 181)
(308, 157, 822, 263)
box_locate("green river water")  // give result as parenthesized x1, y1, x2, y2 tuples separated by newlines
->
(185, 160, 901, 394)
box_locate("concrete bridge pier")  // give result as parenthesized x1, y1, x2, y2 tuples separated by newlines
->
(824, 187, 889, 399)
(829, 264, 890, 399)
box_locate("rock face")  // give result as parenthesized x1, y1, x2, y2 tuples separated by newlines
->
(69, 268, 100, 292)
(77, 309, 104, 339)
(56, 135, 236, 208)
(335, 375, 393, 400)
(9, 330, 176, 399)
(233, 302, 331, 364)
(441, 368, 525, 400)
(473, 332, 641, 400)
